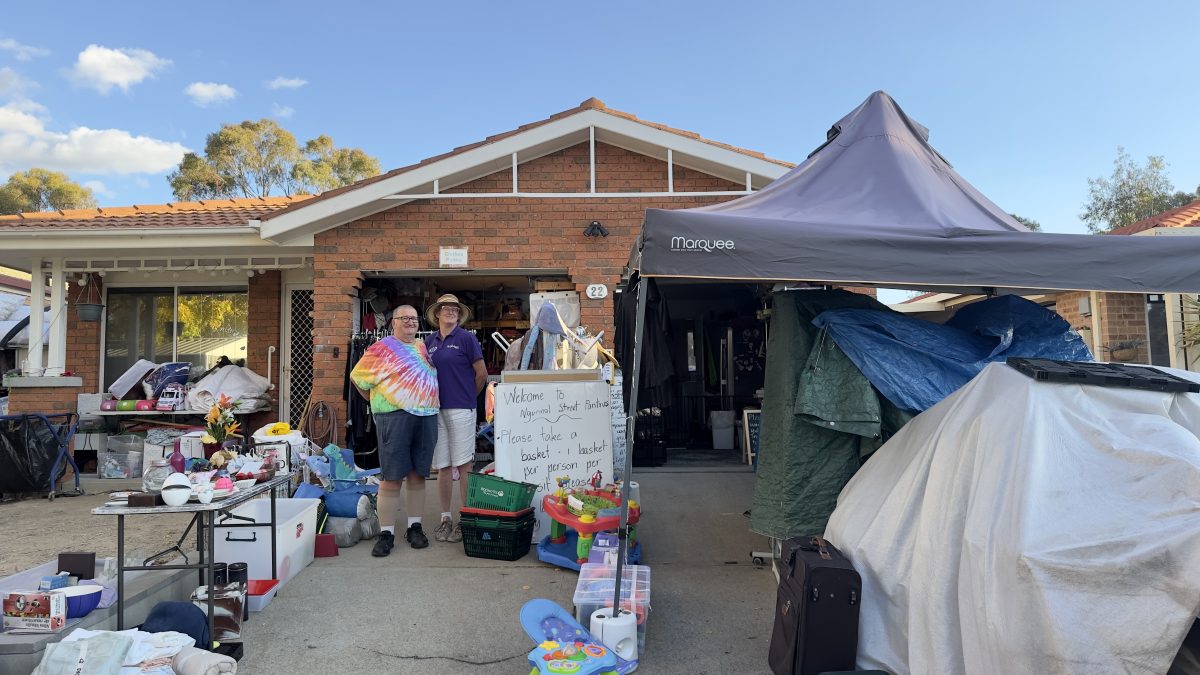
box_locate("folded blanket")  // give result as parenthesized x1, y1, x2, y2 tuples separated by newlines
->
(173, 645, 237, 674)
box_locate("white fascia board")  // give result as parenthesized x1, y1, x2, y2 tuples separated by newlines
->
(0, 228, 271, 251)
(1131, 226, 1199, 236)
(259, 108, 792, 242)
(891, 301, 949, 313)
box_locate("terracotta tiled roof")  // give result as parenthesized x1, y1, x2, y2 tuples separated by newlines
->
(0, 196, 312, 231)
(261, 97, 794, 222)
(1106, 199, 1200, 236)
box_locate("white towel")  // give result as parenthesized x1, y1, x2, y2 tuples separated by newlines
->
(172, 645, 238, 674)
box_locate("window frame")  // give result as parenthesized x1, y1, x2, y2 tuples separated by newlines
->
(100, 282, 249, 392)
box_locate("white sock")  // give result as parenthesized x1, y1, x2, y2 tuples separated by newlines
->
(408, 517, 421, 527)
(381, 526, 395, 535)
(440, 512, 452, 521)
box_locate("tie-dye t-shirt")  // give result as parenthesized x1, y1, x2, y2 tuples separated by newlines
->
(350, 336, 439, 416)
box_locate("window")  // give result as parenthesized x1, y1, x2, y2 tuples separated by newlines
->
(104, 286, 248, 391)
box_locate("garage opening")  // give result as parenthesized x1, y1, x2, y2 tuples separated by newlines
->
(346, 269, 573, 467)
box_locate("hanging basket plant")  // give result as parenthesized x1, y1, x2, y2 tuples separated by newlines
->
(75, 273, 104, 322)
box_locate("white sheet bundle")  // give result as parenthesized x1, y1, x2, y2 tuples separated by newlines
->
(186, 365, 272, 412)
(826, 362, 1200, 674)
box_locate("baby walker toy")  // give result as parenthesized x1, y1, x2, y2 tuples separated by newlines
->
(538, 482, 641, 570)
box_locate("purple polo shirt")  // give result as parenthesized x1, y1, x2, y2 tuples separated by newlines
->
(425, 326, 484, 409)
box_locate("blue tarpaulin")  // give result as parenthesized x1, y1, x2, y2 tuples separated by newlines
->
(812, 295, 1093, 412)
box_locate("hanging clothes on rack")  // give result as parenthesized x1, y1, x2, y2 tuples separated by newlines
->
(343, 329, 389, 468)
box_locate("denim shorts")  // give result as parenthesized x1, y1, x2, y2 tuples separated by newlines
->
(373, 410, 438, 480)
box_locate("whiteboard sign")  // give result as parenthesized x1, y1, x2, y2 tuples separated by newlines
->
(494, 379, 614, 534)
(586, 284, 608, 299)
(439, 246, 468, 267)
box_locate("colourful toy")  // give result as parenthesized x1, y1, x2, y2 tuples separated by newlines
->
(521, 599, 633, 675)
(135, 399, 158, 411)
(540, 485, 638, 564)
(156, 383, 187, 411)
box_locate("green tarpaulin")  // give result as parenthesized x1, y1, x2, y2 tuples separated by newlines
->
(751, 289, 911, 540)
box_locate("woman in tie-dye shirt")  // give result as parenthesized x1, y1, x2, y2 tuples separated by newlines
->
(350, 304, 439, 556)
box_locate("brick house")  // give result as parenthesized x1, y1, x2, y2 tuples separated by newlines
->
(0, 98, 792, 445)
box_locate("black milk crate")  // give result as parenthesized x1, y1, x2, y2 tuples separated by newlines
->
(459, 510, 536, 561)
(1006, 358, 1200, 393)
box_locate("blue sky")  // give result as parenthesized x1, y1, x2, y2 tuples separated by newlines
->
(1, 1, 1198, 236)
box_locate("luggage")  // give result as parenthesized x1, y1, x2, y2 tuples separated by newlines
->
(768, 536, 862, 675)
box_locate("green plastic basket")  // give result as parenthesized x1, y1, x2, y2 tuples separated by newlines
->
(465, 472, 538, 512)
(460, 512, 536, 561)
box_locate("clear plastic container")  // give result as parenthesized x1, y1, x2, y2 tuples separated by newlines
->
(98, 451, 143, 478)
(106, 434, 143, 454)
(573, 563, 651, 654)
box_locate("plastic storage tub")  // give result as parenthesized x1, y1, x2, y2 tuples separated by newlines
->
(98, 450, 143, 478)
(573, 563, 651, 655)
(709, 410, 735, 450)
(214, 498, 319, 587)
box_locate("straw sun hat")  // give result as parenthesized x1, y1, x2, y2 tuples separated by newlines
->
(425, 293, 472, 326)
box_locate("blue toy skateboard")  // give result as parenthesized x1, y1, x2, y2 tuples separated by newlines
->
(520, 598, 637, 674)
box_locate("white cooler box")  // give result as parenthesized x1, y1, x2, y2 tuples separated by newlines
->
(214, 498, 319, 588)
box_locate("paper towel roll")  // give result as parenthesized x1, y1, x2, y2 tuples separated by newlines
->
(590, 607, 638, 661)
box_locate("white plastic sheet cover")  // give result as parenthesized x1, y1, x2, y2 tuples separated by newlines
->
(187, 365, 272, 412)
(826, 362, 1200, 674)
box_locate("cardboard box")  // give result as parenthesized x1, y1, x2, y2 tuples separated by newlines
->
(2, 591, 66, 632)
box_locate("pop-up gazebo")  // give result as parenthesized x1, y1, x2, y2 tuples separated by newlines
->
(611, 90, 1200, 604)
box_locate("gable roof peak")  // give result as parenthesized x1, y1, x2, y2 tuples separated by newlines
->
(579, 97, 606, 110)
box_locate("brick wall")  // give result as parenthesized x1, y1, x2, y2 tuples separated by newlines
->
(309, 142, 746, 441)
(247, 271, 281, 421)
(1054, 291, 1094, 355)
(1094, 292, 1150, 363)
(8, 278, 104, 415)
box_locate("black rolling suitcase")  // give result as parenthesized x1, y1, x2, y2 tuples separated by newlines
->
(768, 536, 862, 675)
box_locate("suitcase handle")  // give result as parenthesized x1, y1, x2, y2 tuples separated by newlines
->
(225, 532, 257, 543)
(810, 536, 832, 561)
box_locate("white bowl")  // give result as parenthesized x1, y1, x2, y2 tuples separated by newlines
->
(234, 479, 257, 491)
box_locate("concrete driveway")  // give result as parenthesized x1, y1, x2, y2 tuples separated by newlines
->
(238, 467, 776, 674)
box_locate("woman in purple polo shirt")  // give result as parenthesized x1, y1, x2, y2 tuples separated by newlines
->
(424, 293, 487, 543)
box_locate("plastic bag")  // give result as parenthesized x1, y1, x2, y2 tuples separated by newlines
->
(33, 631, 133, 675)
(324, 516, 362, 547)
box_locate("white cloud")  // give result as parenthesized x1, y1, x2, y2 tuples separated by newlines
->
(0, 102, 188, 175)
(68, 44, 171, 94)
(266, 76, 307, 90)
(271, 103, 295, 118)
(184, 81, 237, 107)
(0, 38, 49, 62)
(0, 67, 33, 97)
(82, 179, 114, 198)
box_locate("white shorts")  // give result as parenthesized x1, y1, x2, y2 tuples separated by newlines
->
(432, 408, 477, 469)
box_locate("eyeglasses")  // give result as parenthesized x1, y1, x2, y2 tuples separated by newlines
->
(393, 316, 420, 324)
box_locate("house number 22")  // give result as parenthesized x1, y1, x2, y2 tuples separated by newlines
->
(585, 284, 608, 299)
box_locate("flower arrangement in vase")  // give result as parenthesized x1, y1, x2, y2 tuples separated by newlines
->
(201, 394, 241, 458)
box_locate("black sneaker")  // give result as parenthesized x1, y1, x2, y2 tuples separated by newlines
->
(372, 531, 395, 557)
(405, 523, 429, 549)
